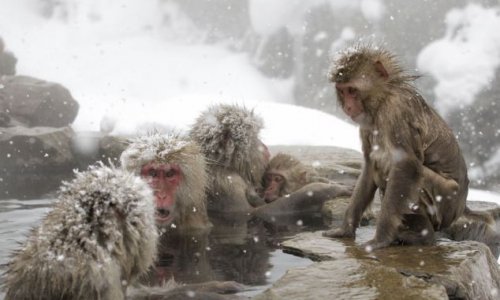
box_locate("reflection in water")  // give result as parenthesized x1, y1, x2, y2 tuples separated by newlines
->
(0, 199, 54, 299)
(0, 199, 324, 298)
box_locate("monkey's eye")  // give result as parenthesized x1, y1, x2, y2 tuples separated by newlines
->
(274, 175, 284, 183)
(148, 169, 158, 177)
(348, 87, 357, 95)
(165, 169, 176, 178)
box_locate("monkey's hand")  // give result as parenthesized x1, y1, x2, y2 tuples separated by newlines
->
(202, 280, 247, 294)
(334, 184, 354, 197)
(322, 226, 355, 239)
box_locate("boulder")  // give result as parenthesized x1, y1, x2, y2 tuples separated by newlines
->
(255, 230, 500, 300)
(0, 75, 79, 127)
(0, 126, 75, 199)
(0, 129, 129, 199)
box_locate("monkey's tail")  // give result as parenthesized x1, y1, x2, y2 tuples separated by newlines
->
(463, 206, 495, 227)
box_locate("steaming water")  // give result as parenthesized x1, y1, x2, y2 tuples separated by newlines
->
(0, 198, 314, 298)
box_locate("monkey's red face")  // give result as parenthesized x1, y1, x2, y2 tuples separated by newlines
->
(263, 173, 285, 203)
(336, 82, 365, 123)
(140, 162, 182, 227)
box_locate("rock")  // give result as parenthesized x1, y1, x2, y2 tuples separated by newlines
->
(0, 128, 130, 199)
(0, 75, 79, 127)
(256, 230, 500, 300)
(0, 126, 75, 199)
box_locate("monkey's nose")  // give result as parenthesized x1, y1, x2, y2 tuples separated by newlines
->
(156, 208, 170, 217)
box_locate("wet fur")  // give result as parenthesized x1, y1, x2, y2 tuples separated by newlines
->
(3, 165, 158, 300)
(189, 104, 268, 212)
(121, 132, 211, 231)
(325, 45, 493, 250)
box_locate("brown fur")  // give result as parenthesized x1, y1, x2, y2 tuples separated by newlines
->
(263, 152, 338, 203)
(323, 45, 495, 250)
(3, 165, 158, 300)
(189, 104, 268, 212)
(265, 153, 325, 195)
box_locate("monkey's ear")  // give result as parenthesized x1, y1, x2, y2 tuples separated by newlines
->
(374, 61, 389, 80)
(298, 171, 308, 185)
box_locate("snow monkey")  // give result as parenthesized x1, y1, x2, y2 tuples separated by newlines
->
(263, 152, 351, 203)
(189, 104, 270, 212)
(3, 164, 158, 300)
(189, 104, 352, 218)
(323, 44, 496, 251)
(120, 132, 212, 232)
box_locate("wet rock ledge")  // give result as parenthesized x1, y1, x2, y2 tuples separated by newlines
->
(259, 145, 500, 300)
(255, 230, 500, 300)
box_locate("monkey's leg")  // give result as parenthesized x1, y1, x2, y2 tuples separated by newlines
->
(323, 166, 377, 239)
(420, 166, 465, 229)
(422, 167, 459, 199)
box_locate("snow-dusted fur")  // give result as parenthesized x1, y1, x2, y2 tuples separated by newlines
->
(120, 132, 210, 231)
(3, 165, 158, 300)
(189, 104, 268, 211)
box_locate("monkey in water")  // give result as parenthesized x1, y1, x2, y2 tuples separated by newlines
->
(3, 164, 158, 300)
(323, 45, 497, 253)
(120, 132, 212, 233)
(189, 104, 351, 219)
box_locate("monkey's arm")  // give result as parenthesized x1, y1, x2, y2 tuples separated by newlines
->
(251, 182, 352, 218)
(246, 187, 267, 207)
(323, 163, 377, 238)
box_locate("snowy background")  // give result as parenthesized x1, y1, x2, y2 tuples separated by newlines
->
(0, 0, 499, 196)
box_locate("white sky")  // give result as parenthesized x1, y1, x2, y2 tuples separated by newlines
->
(418, 4, 500, 115)
(0, 0, 499, 203)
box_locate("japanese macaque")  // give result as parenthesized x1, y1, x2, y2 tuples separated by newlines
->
(263, 152, 332, 203)
(3, 165, 158, 300)
(189, 104, 269, 212)
(189, 104, 351, 219)
(323, 45, 496, 251)
(120, 133, 211, 232)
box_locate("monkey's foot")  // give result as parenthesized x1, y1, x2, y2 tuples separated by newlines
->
(322, 228, 355, 238)
(361, 239, 392, 252)
(204, 281, 247, 294)
(338, 186, 354, 197)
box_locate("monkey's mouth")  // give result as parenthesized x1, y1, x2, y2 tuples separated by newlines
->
(155, 208, 174, 225)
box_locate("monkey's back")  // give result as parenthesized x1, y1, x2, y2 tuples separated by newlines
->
(3, 205, 125, 300)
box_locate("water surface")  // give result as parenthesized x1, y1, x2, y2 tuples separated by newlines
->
(0, 199, 320, 298)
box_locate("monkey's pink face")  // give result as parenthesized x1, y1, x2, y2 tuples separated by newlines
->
(263, 172, 285, 203)
(336, 82, 365, 123)
(335, 82, 366, 125)
(140, 162, 182, 227)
